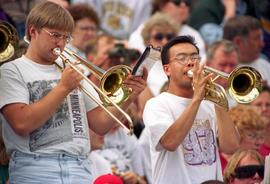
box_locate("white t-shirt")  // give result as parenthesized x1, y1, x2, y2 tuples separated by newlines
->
(138, 127, 152, 184)
(143, 92, 223, 184)
(98, 127, 144, 176)
(128, 24, 206, 59)
(88, 150, 112, 179)
(0, 56, 98, 155)
(71, 0, 152, 39)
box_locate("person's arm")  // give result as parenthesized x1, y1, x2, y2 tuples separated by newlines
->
(87, 69, 147, 135)
(215, 105, 240, 154)
(2, 66, 82, 136)
(159, 62, 212, 151)
(159, 98, 202, 151)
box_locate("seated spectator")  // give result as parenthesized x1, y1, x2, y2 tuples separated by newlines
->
(97, 125, 147, 184)
(71, 0, 152, 40)
(223, 149, 265, 184)
(88, 129, 112, 180)
(223, 15, 270, 87)
(66, 3, 100, 59)
(251, 85, 270, 158)
(220, 104, 267, 172)
(229, 104, 267, 151)
(254, 0, 270, 60)
(188, 0, 256, 47)
(141, 12, 178, 97)
(128, 0, 206, 58)
(205, 40, 239, 107)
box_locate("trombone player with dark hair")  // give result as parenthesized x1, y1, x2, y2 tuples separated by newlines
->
(143, 35, 250, 184)
(0, 1, 147, 183)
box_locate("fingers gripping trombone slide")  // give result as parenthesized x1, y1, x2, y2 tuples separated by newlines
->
(24, 36, 134, 135)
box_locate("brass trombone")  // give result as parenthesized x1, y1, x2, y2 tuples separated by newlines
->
(0, 21, 19, 63)
(24, 38, 134, 135)
(188, 66, 262, 109)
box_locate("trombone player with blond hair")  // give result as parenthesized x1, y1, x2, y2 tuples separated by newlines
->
(0, 1, 147, 183)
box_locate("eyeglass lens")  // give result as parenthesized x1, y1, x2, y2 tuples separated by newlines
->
(171, 0, 191, 6)
(153, 33, 175, 41)
(234, 165, 264, 179)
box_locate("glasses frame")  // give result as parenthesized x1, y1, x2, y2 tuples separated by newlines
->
(233, 165, 264, 179)
(42, 28, 72, 43)
(150, 33, 176, 41)
(170, 53, 201, 65)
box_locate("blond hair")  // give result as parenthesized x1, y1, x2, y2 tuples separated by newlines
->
(141, 12, 179, 43)
(223, 149, 264, 183)
(25, 1, 74, 40)
(229, 104, 267, 137)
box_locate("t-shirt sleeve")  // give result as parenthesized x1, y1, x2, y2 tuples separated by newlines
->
(81, 80, 99, 112)
(0, 63, 29, 109)
(143, 98, 174, 151)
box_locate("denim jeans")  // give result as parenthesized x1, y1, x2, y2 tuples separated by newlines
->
(9, 151, 93, 184)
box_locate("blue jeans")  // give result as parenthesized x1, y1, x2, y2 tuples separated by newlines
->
(9, 151, 93, 184)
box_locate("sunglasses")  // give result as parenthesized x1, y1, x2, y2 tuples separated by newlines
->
(151, 33, 175, 41)
(171, 0, 191, 6)
(234, 165, 264, 179)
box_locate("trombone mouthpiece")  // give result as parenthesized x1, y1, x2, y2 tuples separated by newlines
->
(187, 70, 193, 78)
(53, 48, 61, 56)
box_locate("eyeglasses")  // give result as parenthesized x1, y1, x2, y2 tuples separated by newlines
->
(151, 33, 175, 41)
(233, 165, 264, 179)
(245, 132, 264, 141)
(42, 28, 72, 43)
(171, 0, 191, 6)
(78, 25, 97, 32)
(171, 53, 201, 65)
(254, 102, 270, 109)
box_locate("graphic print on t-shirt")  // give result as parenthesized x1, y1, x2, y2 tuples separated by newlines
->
(102, 1, 133, 39)
(27, 80, 87, 151)
(182, 119, 216, 166)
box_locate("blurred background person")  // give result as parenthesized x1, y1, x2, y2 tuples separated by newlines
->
(0, 0, 42, 39)
(188, 0, 256, 48)
(70, 0, 152, 40)
(229, 105, 266, 152)
(223, 149, 265, 184)
(253, 0, 270, 60)
(88, 129, 113, 180)
(220, 104, 267, 172)
(128, 0, 206, 59)
(66, 3, 99, 59)
(205, 40, 239, 107)
(251, 85, 270, 158)
(141, 12, 179, 98)
(223, 15, 270, 87)
(97, 124, 147, 184)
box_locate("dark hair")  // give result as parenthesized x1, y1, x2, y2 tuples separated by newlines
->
(262, 84, 270, 93)
(201, 180, 225, 184)
(161, 35, 199, 65)
(67, 4, 100, 27)
(223, 16, 262, 40)
(152, 0, 191, 14)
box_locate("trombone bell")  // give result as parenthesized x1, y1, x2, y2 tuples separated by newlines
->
(188, 66, 262, 109)
(228, 66, 262, 104)
(0, 21, 19, 63)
